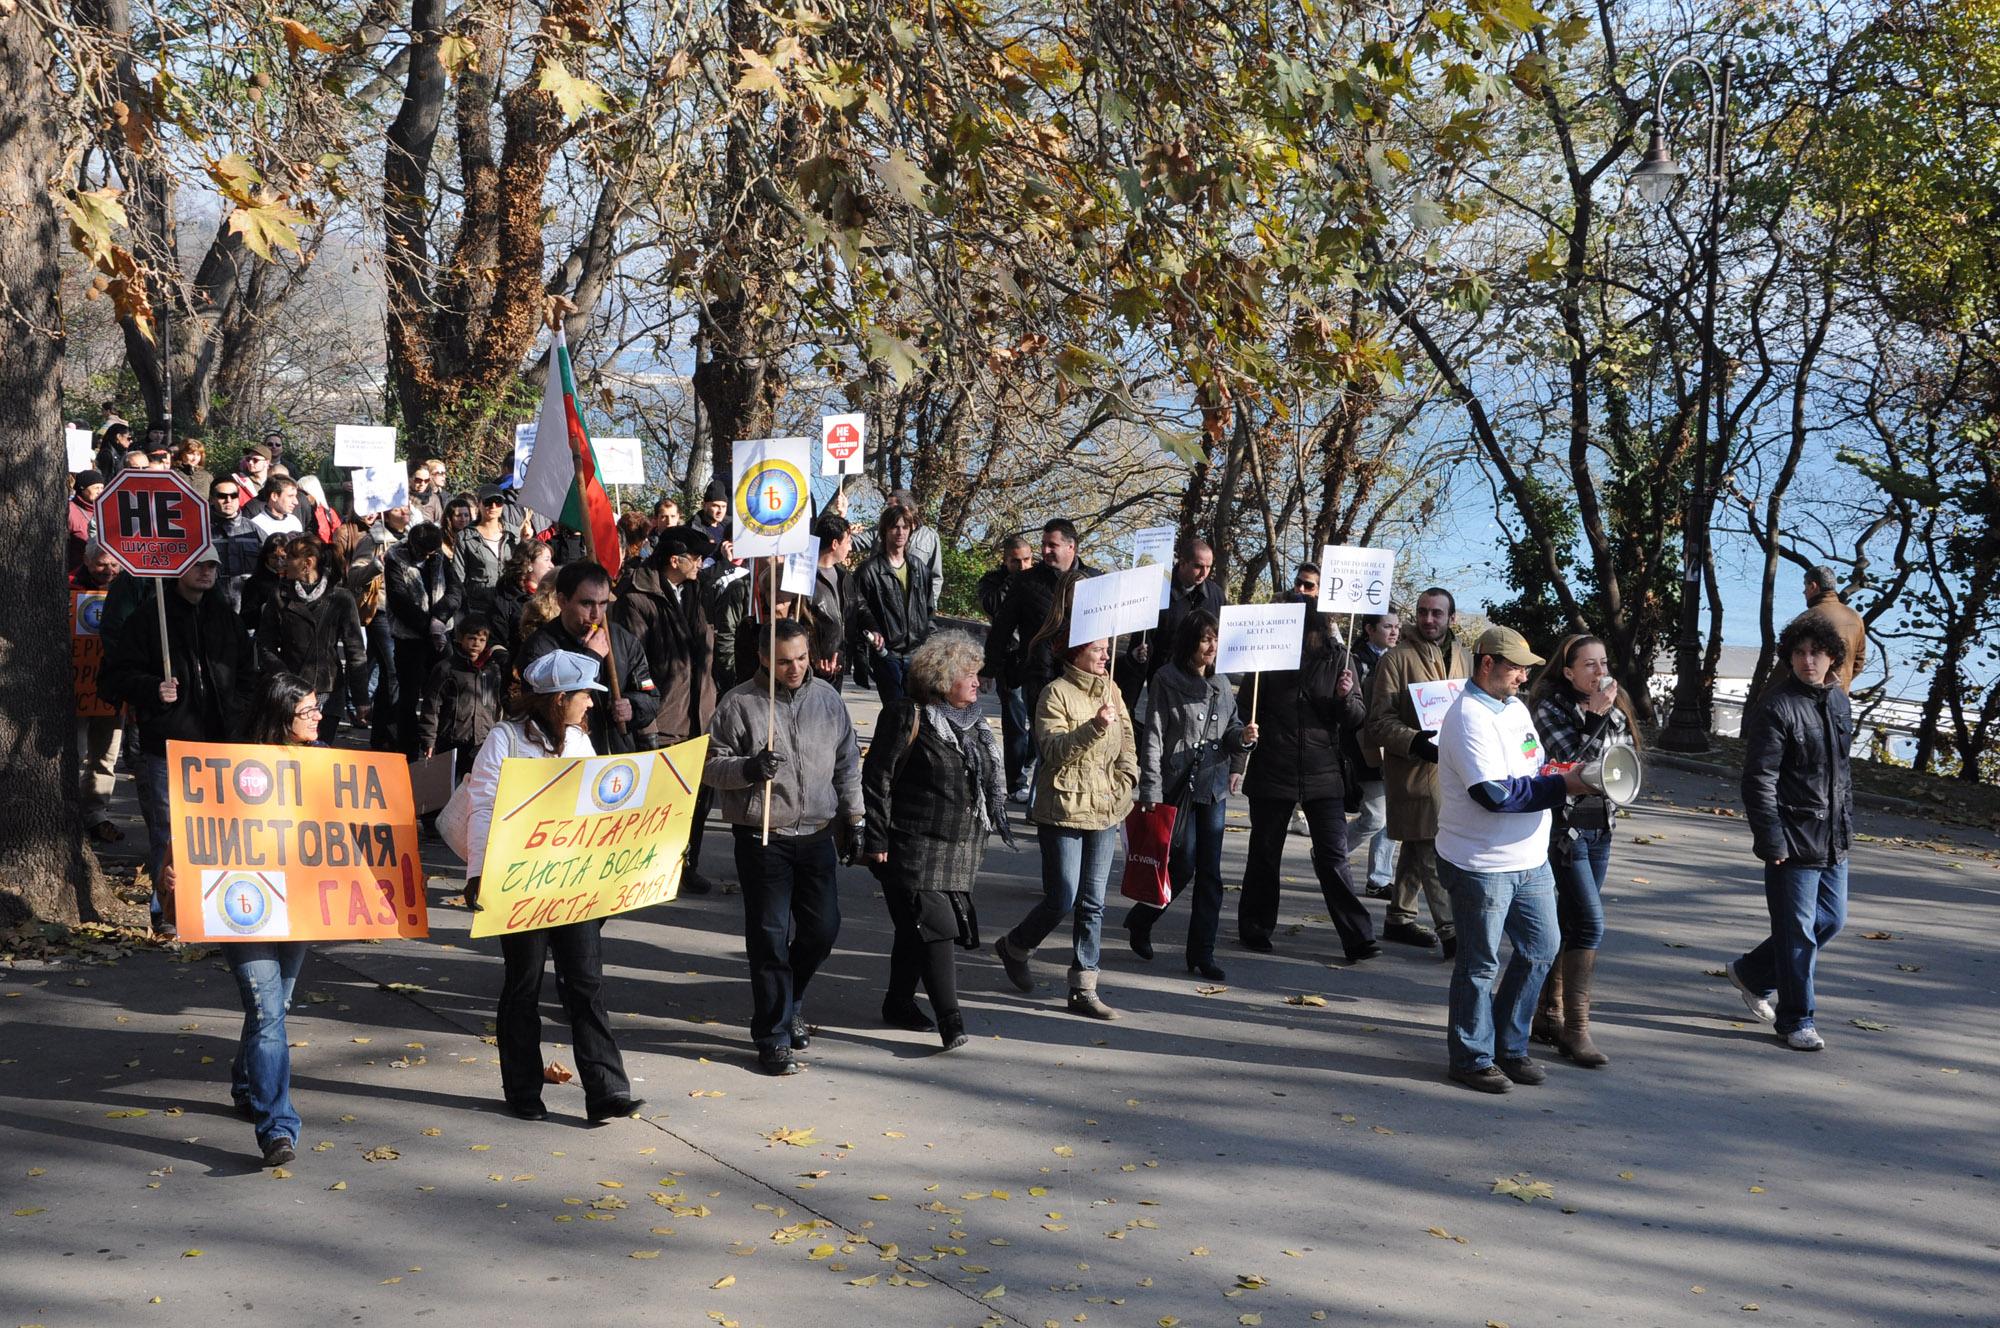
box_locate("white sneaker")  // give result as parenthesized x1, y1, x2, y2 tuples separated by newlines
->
(1726, 961, 1776, 1023)
(1009, 787, 1031, 805)
(1784, 1024, 1825, 1052)
(1289, 810, 1309, 836)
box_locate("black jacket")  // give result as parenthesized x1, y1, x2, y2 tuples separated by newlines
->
(1741, 674, 1853, 866)
(1237, 639, 1365, 803)
(100, 586, 254, 755)
(518, 618, 660, 753)
(983, 559, 1099, 693)
(975, 566, 1016, 621)
(211, 512, 263, 609)
(257, 579, 367, 693)
(490, 580, 533, 653)
(416, 644, 506, 755)
(810, 563, 856, 687)
(384, 544, 462, 641)
(854, 552, 936, 657)
(613, 563, 716, 745)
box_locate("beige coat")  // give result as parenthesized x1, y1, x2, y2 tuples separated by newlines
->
(1030, 663, 1138, 831)
(1803, 592, 1866, 694)
(1363, 635, 1473, 843)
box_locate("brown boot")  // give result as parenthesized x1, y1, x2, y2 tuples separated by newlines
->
(1531, 953, 1564, 1046)
(1555, 949, 1609, 1068)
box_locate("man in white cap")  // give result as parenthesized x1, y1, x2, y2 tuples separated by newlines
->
(1434, 625, 1587, 1094)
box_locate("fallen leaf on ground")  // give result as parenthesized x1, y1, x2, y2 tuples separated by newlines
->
(362, 1147, 399, 1162)
(1851, 1019, 1891, 1031)
(544, 1061, 574, 1084)
(982, 1285, 1006, 1299)
(327, 1181, 347, 1191)
(630, 1250, 660, 1260)
(1860, 931, 1893, 940)
(710, 1275, 735, 1288)
(1492, 1176, 1554, 1203)
(763, 1125, 818, 1147)
(1195, 985, 1229, 996)
(1283, 994, 1327, 1007)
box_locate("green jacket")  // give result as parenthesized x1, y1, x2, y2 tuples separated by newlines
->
(1030, 663, 1138, 832)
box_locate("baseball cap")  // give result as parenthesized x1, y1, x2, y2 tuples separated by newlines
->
(521, 650, 607, 694)
(191, 546, 222, 567)
(476, 482, 508, 504)
(1474, 625, 1543, 668)
(244, 443, 273, 461)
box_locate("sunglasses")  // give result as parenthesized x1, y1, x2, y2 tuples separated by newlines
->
(213, 491, 241, 500)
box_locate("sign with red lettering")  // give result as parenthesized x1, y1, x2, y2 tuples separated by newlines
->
(95, 469, 211, 576)
(470, 736, 707, 937)
(72, 591, 114, 718)
(820, 412, 865, 477)
(166, 742, 428, 942)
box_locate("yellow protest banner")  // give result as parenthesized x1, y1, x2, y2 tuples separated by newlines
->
(470, 736, 707, 938)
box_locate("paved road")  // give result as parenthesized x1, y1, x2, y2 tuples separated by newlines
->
(4, 704, 1996, 1328)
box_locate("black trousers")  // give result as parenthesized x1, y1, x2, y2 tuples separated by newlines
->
(389, 636, 438, 757)
(733, 828, 841, 1053)
(1239, 795, 1377, 956)
(685, 785, 713, 878)
(496, 921, 630, 1111)
(883, 888, 960, 1019)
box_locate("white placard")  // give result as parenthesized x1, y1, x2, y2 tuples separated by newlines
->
(1316, 544, 1398, 616)
(1068, 566, 1164, 646)
(731, 437, 815, 558)
(1408, 678, 1466, 733)
(511, 421, 536, 484)
(820, 412, 866, 477)
(1215, 603, 1305, 675)
(351, 465, 409, 517)
(66, 426, 95, 473)
(594, 436, 646, 487)
(333, 424, 398, 469)
(1130, 523, 1176, 611)
(781, 535, 820, 596)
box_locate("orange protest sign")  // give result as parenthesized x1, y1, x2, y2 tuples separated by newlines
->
(72, 592, 114, 719)
(166, 741, 428, 943)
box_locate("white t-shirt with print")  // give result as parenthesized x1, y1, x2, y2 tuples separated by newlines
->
(1436, 687, 1552, 873)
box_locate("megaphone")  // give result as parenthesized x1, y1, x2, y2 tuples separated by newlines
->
(1579, 745, 1643, 806)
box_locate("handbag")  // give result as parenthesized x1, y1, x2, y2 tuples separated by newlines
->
(436, 724, 519, 859)
(1118, 801, 1179, 907)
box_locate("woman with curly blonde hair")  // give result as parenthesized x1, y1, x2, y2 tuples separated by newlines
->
(861, 631, 1012, 1051)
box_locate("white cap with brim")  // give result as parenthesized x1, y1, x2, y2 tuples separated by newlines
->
(522, 649, 608, 694)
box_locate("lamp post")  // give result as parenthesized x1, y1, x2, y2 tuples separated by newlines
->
(1632, 52, 1736, 754)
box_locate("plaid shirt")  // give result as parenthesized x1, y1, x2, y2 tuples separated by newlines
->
(1532, 691, 1632, 764)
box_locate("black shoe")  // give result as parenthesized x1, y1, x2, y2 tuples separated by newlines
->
(1239, 933, 1274, 954)
(1344, 942, 1384, 963)
(260, 1136, 297, 1167)
(587, 1096, 646, 1122)
(680, 871, 715, 897)
(759, 1047, 804, 1076)
(1383, 921, 1437, 948)
(233, 1098, 255, 1122)
(1364, 883, 1390, 899)
(1496, 1057, 1546, 1086)
(1440, 934, 1458, 961)
(789, 1014, 812, 1050)
(936, 1013, 968, 1052)
(1187, 959, 1228, 982)
(506, 1099, 548, 1121)
(995, 936, 1035, 993)
(882, 999, 935, 1033)
(1447, 1065, 1512, 1094)
(1125, 906, 1156, 961)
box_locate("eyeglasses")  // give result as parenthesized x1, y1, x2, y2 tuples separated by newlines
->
(294, 701, 322, 718)
(482, 497, 506, 506)
(1295, 580, 1319, 594)
(213, 491, 241, 501)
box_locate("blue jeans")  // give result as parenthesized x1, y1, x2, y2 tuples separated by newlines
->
(1163, 798, 1228, 965)
(139, 753, 171, 923)
(1350, 780, 1396, 890)
(1734, 860, 1848, 1034)
(1000, 684, 1033, 793)
(1010, 825, 1118, 973)
(1550, 827, 1611, 950)
(1440, 858, 1559, 1072)
(226, 943, 308, 1147)
(873, 652, 911, 712)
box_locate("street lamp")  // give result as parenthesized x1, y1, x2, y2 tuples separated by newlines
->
(1631, 51, 1736, 754)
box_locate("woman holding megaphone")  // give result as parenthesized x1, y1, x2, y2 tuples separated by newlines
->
(1527, 635, 1640, 1068)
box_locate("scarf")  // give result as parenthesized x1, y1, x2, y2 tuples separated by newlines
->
(293, 576, 328, 605)
(929, 701, 1005, 833)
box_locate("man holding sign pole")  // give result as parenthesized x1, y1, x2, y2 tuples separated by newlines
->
(1364, 587, 1470, 957)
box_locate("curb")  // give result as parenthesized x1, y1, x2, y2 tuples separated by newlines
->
(1646, 749, 1943, 821)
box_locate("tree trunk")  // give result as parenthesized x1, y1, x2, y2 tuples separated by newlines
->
(0, 7, 112, 924)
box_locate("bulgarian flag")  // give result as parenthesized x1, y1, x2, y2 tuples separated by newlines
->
(519, 326, 621, 579)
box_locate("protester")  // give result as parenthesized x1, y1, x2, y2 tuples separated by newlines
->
(651, 497, 682, 530)
(617, 511, 652, 569)
(99, 548, 251, 935)
(984, 518, 1096, 712)
(232, 442, 272, 499)
(1801, 565, 1866, 694)
(1233, 599, 1383, 963)
(296, 476, 341, 542)
(334, 513, 390, 730)
(1364, 587, 1467, 956)
(976, 536, 1038, 800)
(462, 650, 645, 1122)
(1133, 537, 1223, 686)
(1527, 634, 1638, 1068)
(416, 617, 506, 777)
(518, 561, 658, 754)
(257, 535, 368, 743)
(406, 461, 445, 525)
(695, 477, 729, 555)
(1725, 613, 1855, 1053)
(704, 619, 864, 1075)
(66, 471, 103, 571)
(442, 492, 476, 551)
(854, 505, 937, 709)
(382, 522, 462, 755)
(707, 549, 760, 689)
(452, 485, 519, 618)
(1132, 610, 1256, 980)
(861, 631, 1009, 1051)
(1434, 627, 1588, 1093)
(887, 489, 946, 604)
(614, 526, 720, 894)
(71, 541, 124, 843)
(172, 439, 214, 499)
(809, 513, 856, 690)
(250, 477, 305, 541)
(93, 420, 131, 476)
(237, 535, 293, 637)
(1345, 609, 1401, 897)
(490, 542, 553, 655)
(221, 672, 324, 1166)
(723, 562, 825, 693)
(995, 636, 1137, 1019)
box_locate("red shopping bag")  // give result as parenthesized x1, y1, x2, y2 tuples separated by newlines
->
(1119, 803, 1179, 907)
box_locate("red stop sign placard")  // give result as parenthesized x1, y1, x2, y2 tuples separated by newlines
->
(95, 469, 212, 576)
(824, 421, 861, 458)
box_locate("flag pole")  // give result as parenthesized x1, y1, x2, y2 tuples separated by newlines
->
(1251, 672, 1260, 728)
(762, 553, 778, 846)
(545, 297, 622, 713)
(155, 578, 174, 683)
